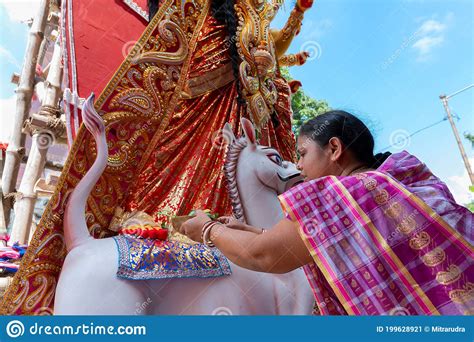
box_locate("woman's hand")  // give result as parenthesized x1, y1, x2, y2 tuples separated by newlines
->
(179, 210, 212, 243)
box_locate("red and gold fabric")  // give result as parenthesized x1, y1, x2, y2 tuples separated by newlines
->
(1, 0, 296, 314)
(61, 0, 150, 144)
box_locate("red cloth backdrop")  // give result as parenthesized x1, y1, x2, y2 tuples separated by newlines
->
(62, 0, 149, 144)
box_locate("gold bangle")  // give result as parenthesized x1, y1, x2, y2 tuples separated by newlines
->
(280, 8, 304, 41)
(203, 222, 220, 247)
(278, 54, 298, 67)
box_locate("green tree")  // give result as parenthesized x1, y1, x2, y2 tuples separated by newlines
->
(280, 68, 330, 134)
(467, 186, 474, 213)
(464, 132, 474, 148)
(463, 133, 473, 211)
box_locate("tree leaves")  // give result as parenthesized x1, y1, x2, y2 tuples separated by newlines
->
(280, 68, 330, 135)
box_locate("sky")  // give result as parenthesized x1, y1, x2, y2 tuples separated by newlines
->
(0, 0, 473, 204)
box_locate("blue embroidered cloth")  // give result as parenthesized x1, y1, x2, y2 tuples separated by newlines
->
(113, 235, 232, 280)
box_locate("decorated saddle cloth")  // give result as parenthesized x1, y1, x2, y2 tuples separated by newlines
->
(113, 235, 231, 280)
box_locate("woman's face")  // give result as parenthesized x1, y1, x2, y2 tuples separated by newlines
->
(296, 134, 338, 181)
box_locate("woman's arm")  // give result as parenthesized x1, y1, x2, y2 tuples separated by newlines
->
(180, 211, 313, 273)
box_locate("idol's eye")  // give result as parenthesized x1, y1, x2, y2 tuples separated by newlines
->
(268, 154, 283, 166)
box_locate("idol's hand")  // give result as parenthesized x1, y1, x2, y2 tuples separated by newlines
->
(217, 216, 247, 231)
(296, 0, 314, 11)
(288, 80, 302, 94)
(217, 216, 265, 235)
(180, 210, 211, 242)
(297, 51, 310, 65)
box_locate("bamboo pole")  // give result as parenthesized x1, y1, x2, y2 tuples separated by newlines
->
(37, 11, 60, 70)
(0, 278, 13, 296)
(22, 155, 64, 172)
(10, 38, 64, 245)
(0, 152, 6, 246)
(1, 0, 50, 227)
(440, 95, 474, 185)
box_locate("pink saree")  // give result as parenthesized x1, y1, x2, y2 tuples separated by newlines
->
(279, 151, 473, 315)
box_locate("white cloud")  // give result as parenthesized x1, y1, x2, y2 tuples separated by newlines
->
(412, 14, 452, 61)
(417, 19, 446, 35)
(0, 95, 16, 143)
(0, 1, 41, 23)
(412, 36, 444, 56)
(445, 157, 474, 205)
(0, 44, 20, 68)
(300, 18, 333, 40)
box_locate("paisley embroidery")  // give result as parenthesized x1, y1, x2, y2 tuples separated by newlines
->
(420, 247, 446, 267)
(436, 265, 462, 286)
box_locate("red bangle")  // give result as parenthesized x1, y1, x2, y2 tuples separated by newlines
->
(203, 222, 221, 247)
(200, 220, 214, 242)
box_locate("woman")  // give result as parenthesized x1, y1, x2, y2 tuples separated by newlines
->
(180, 110, 474, 315)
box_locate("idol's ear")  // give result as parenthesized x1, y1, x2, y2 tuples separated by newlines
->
(241, 118, 256, 149)
(82, 92, 105, 135)
(223, 122, 237, 145)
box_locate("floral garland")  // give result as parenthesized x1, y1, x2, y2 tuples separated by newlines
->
(117, 209, 218, 240)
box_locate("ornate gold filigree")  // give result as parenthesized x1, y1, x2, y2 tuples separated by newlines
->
(279, 8, 304, 41)
(234, 0, 280, 129)
(131, 19, 189, 65)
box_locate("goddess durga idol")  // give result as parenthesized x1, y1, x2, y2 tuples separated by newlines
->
(119, 0, 314, 221)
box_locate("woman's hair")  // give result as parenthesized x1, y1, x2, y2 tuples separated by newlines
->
(148, 0, 245, 105)
(148, 0, 159, 19)
(299, 110, 391, 169)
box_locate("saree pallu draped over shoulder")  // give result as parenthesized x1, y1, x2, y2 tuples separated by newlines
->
(279, 151, 474, 315)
